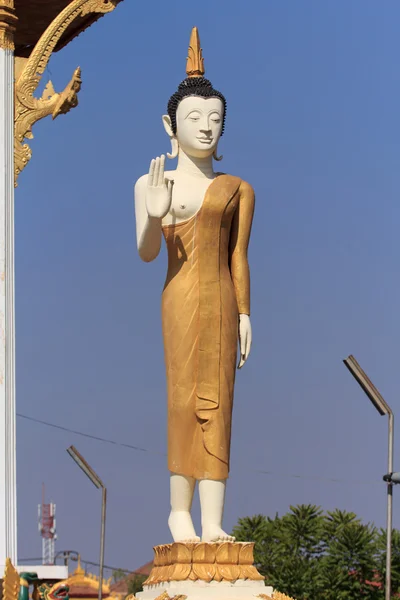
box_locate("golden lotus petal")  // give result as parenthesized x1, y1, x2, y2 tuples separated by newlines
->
(165, 544, 173, 565)
(240, 565, 265, 581)
(157, 546, 163, 564)
(171, 543, 193, 564)
(218, 564, 241, 582)
(153, 545, 162, 567)
(166, 564, 175, 581)
(159, 565, 171, 582)
(162, 544, 172, 566)
(192, 563, 216, 582)
(239, 542, 255, 565)
(192, 542, 218, 564)
(216, 542, 240, 565)
(153, 566, 164, 585)
(169, 563, 192, 581)
(143, 566, 156, 586)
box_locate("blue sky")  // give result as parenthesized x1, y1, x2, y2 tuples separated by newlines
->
(15, 0, 400, 575)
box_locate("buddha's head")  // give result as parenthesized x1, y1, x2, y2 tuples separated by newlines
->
(163, 28, 226, 160)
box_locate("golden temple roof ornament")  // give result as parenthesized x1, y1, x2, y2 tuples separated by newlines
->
(186, 26, 205, 78)
(14, 0, 119, 187)
(2, 558, 20, 600)
(0, 0, 17, 51)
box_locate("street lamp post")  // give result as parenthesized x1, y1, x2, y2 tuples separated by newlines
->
(67, 446, 107, 600)
(343, 355, 394, 600)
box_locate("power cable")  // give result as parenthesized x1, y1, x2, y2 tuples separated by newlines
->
(17, 413, 162, 455)
(17, 556, 136, 576)
(17, 412, 381, 487)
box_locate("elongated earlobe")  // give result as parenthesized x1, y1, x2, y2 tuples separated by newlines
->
(213, 147, 223, 161)
(162, 114, 178, 159)
(167, 137, 179, 159)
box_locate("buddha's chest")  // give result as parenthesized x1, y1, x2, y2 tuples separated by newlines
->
(163, 177, 214, 225)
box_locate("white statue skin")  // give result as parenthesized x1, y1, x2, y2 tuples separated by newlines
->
(134, 96, 252, 543)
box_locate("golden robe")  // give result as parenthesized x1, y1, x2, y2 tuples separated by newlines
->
(161, 174, 255, 480)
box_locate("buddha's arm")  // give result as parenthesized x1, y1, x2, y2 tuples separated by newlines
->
(229, 181, 255, 315)
(134, 175, 162, 262)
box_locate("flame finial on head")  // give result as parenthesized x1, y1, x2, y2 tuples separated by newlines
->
(186, 27, 205, 78)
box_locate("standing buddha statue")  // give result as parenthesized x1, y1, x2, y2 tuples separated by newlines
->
(134, 27, 255, 544)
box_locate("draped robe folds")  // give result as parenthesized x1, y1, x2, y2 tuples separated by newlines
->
(161, 174, 255, 481)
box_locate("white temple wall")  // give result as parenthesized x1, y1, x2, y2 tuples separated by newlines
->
(0, 43, 17, 569)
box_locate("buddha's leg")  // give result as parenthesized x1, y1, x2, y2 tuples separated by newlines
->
(199, 479, 235, 543)
(168, 473, 200, 542)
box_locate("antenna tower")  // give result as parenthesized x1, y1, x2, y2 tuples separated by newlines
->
(38, 484, 57, 565)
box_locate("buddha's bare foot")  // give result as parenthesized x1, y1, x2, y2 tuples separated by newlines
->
(202, 525, 236, 543)
(168, 510, 200, 543)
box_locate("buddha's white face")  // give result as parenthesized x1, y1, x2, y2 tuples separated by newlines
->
(174, 96, 224, 158)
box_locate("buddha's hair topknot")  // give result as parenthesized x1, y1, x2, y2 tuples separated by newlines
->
(167, 77, 227, 136)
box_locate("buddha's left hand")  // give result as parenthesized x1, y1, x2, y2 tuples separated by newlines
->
(238, 314, 252, 369)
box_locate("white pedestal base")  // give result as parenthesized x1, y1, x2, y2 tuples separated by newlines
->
(138, 580, 273, 600)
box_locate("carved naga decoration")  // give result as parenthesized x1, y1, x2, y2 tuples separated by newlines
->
(14, 0, 118, 186)
(2, 559, 70, 600)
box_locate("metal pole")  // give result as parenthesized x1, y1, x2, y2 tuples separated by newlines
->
(386, 412, 394, 600)
(342, 356, 395, 599)
(98, 487, 107, 600)
(66, 446, 106, 600)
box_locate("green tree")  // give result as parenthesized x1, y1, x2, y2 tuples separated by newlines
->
(232, 505, 397, 600)
(320, 514, 380, 600)
(376, 528, 400, 596)
(112, 569, 126, 583)
(234, 505, 325, 599)
(233, 514, 271, 569)
(126, 575, 147, 597)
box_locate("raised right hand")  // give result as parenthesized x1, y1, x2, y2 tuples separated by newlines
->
(145, 155, 173, 219)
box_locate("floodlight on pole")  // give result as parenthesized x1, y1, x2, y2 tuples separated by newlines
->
(343, 355, 390, 416)
(67, 446, 107, 600)
(343, 355, 394, 600)
(66, 446, 104, 488)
